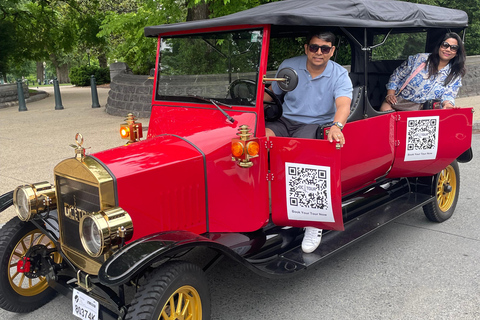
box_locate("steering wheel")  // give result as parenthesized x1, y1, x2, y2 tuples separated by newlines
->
(228, 79, 283, 122)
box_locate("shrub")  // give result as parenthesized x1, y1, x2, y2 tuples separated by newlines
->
(69, 66, 110, 86)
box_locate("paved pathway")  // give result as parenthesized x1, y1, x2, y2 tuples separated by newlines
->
(0, 86, 134, 223)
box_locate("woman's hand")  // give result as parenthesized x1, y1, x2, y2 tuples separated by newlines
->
(384, 94, 397, 106)
(443, 101, 460, 109)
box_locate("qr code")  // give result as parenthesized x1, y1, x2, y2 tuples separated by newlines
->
(406, 118, 437, 151)
(287, 166, 328, 210)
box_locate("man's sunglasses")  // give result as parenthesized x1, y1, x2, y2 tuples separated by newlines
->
(308, 44, 333, 54)
(440, 42, 459, 52)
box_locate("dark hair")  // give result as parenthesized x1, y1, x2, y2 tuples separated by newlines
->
(306, 31, 336, 46)
(426, 32, 466, 85)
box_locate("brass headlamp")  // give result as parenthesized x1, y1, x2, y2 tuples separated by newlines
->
(79, 207, 133, 257)
(13, 182, 56, 221)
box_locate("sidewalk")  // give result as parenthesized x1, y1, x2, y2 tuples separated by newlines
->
(0, 86, 133, 223)
(453, 95, 480, 130)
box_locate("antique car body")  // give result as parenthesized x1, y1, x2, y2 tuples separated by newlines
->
(0, 0, 473, 319)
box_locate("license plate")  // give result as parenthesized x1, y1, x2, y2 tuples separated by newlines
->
(72, 288, 99, 320)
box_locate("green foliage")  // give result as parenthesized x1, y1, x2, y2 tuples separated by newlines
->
(371, 32, 427, 61)
(99, 0, 186, 74)
(3, 0, 480, 82)
(69, 66, 110, 86)
(406, 0, 479, 55)
(161, 30, 262, 76)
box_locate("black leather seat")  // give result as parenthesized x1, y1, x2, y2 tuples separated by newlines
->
(315, 85, 364, 139)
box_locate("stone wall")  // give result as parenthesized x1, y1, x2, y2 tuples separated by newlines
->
(0, 83, 29, 108)
(458, 56, 480, 97)
(105, 71, 264, 118)
(105, 73, 154, 118)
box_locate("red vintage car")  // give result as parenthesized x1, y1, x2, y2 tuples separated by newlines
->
(0, 1, 473, 319)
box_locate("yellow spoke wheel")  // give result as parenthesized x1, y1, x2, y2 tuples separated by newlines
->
(159, 285, 202, 320)
(436, 164, 457, 212)
(423, 161, 460, 222)
(0, 218, 60, 313)
(8, 229, 62, 296)
(126, 261, 210, 320)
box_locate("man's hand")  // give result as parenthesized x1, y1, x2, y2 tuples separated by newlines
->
(328, 125, 345, 147)
(329, 96, 350, 147)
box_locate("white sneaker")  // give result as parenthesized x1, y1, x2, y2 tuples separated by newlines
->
(302, 227, 323, 253)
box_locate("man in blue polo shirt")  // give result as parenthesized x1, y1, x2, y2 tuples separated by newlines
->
(265, 31, 353, 253)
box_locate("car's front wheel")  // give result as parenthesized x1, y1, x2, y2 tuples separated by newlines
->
(0, 218, 61, 313)
(423, 160, 460, 222)
(126, 260, 210, 320)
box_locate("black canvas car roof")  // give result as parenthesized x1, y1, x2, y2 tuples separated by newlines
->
(144, 0, 468, 37)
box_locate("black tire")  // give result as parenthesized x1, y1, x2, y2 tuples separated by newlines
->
(0, 218, 61, 313)
(423, 160, 460, 222)
(126, 261, 211, 320)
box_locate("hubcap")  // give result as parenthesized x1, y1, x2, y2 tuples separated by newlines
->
(436, 165, 457, 212)
(8, 229, 61, 296)
(159, 285, 202, 320)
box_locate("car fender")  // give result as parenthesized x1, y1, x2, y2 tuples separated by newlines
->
(98, 230, 246, 286)
(457, 147, 473, 163)
(0, 191, 13, 213)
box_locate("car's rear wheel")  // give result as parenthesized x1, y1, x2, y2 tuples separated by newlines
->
(126, 261, 210, 320)
(423, 160, 460, 222)
(0, 218, 61, 312)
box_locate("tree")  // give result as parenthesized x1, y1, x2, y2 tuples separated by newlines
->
(404, 0, 480, 55)
(99, 0, 187, 74)
(2, 0, 480, 83)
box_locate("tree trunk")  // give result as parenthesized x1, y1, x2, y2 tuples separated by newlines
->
(36, 62, 44, 85)
(56, 64, 70, 84)
(186, 0, 209, 21)
(98, 52, 108, 68)
(49, 54, 70, 83)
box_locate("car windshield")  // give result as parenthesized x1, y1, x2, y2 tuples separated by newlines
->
(156, 29, 263, 106)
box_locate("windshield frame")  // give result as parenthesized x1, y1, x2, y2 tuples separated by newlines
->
(153, 24, 270, 109)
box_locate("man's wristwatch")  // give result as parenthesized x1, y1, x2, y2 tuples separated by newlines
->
(332, 122, 344, 131)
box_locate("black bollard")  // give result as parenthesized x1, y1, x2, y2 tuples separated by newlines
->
(53, 78, 64, 110)
(16, 79, 28, 112)
(90, 75, 100, 108)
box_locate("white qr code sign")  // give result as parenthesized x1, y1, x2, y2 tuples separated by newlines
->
(285, 162, 334, 223)
(404, 116, 439, 162)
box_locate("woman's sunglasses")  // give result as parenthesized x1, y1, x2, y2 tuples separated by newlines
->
(308, 44, 333, 54)
(440, 42, 459, 52)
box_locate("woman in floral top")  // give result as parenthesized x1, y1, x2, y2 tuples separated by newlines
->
(380, 32, 466, 111)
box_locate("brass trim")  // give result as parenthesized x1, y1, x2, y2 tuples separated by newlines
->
(76, 270, 93, 292)
(70, 133, 86, 162)
(55, 157, 116, 209)
(55, 156, 116, 274)
(63, 246, 103, 275)
(262, 75, 287, 83)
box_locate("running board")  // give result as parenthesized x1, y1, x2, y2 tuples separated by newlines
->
(249, 192, 433, 277)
